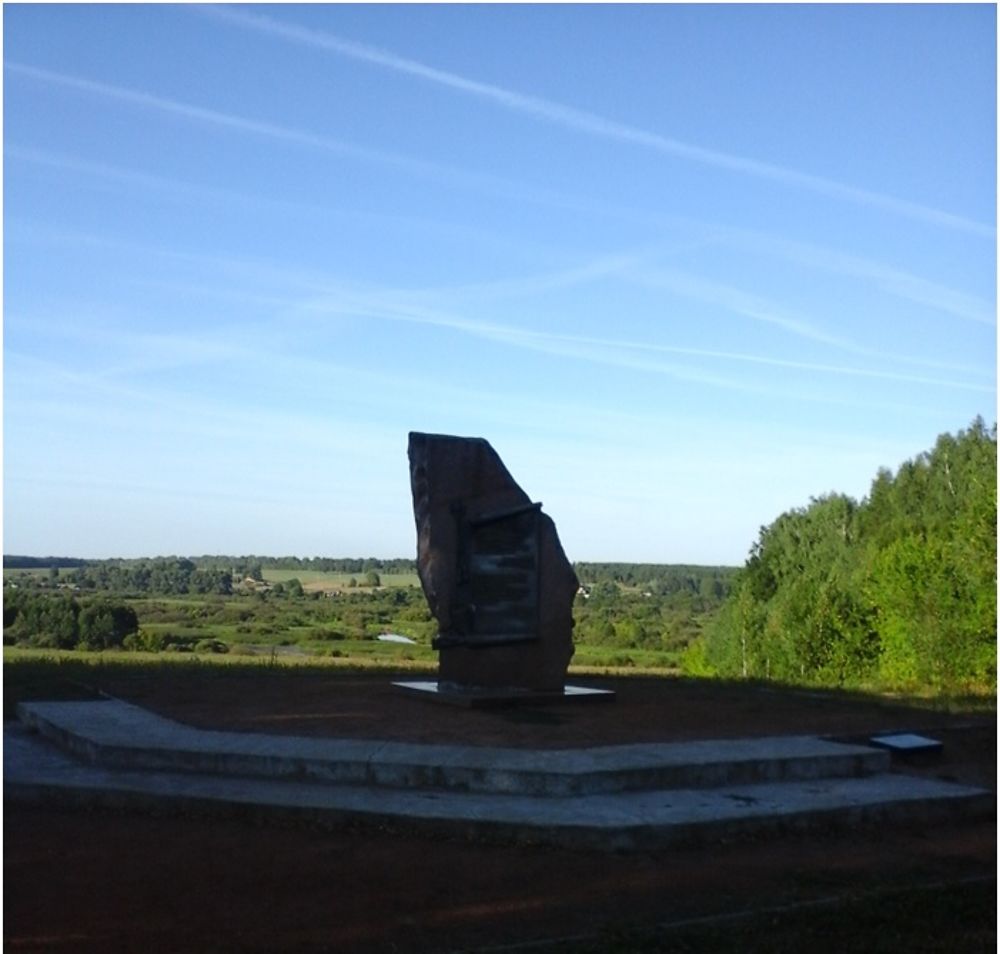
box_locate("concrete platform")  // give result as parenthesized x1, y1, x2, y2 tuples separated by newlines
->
(15, 699, 891, 796)
(6, 700, 993, 851)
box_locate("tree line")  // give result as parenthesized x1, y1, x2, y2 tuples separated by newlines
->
(575, 563, 735, 599)
(4, 590, 139, 650)
(694, 419, 996, 693)
(1, 555, 412, 588)
(192, 556, 418, 576)
(5, 553, 737, 600)
(4, 556, 88, 569)
(60, 560, 233, 596)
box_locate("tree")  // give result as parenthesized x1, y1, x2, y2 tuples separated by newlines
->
(20, 594, 80, 649)
(700, 420, 995, 693)
(78, 600, 139, 650)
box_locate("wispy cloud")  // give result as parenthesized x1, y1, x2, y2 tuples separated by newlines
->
(4, 348, 407, 485)
(400, 247, 981, 371)
(12, 139, 990, 336)
(293, 288, 992, 395)
(712, 228, 997, 327)
(5, 62, 452, 174)
(5, 144, 328, 216)
(379, 247, 667, 303)
(11, 205, 987, 389)
(5, 145, 558, 260)
(5, 61, 649, 220)
(14, 208, 985, 393)
(623, 265, 861, 352)
(202, 4, 995, 239)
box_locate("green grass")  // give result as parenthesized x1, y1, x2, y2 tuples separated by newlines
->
(571, 644, 682, 673)
(6, 645, 995, 726)
(0, 642, 682, 714)
(4, 644, 439, 722)
(2, 646, 438, 717)
(4, 644, 435, 668)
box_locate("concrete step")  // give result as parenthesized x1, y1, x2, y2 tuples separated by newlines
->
(16, 699, 890, 797)
(5, 723, 992, 852)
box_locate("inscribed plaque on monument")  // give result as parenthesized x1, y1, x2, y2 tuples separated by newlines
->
(465, 502, 541, 647)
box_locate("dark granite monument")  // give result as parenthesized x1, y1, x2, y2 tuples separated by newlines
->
(397, 432, 612, 704)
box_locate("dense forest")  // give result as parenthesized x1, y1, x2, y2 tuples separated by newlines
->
(695, 419, 996, 693)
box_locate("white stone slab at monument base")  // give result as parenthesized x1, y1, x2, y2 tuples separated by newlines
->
(869, 733, 943, 754)
(392, 680, 615, 708)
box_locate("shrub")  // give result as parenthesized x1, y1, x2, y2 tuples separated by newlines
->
(78, 600, 139, 650)
(122, 628, 166, 652)
(311, 628, 346, 641)
(680, 639, 716, 677)
(194, 639, 229, 655)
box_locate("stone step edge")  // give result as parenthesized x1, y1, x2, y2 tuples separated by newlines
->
(17, 699, 890, 796)
(5, 725, 992, 853)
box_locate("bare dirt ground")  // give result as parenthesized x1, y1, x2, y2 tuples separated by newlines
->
(4, 670, 996, 953)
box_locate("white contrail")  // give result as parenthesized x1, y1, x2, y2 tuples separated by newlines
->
(297, 292, 992, 394)
(12, 207, 984, 389)
(12, 141, 991, 333)
(201, 4, 995, 238)
(5, 61, 653, 216)
(5, 62, 437, 171)
(706, 227, 997, 327)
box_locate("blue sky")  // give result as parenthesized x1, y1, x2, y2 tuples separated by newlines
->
(3, 4, 996, 564)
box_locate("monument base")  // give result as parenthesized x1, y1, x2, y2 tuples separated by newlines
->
(392, 680, 615, 708)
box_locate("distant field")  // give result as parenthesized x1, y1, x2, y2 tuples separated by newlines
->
(3, 566, 423, 592)
(261, 569, 421, 591)
(3, 568, 51, 580)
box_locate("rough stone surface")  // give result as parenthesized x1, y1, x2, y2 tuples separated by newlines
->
(408, 432, 578, 692)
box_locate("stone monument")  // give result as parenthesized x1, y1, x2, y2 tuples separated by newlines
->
(397, 432, 612, 704)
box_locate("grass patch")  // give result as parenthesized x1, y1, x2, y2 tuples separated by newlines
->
(5, 647, 992, 722)
(571, 644, 682, 673)
(2, 646, 437, 717)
